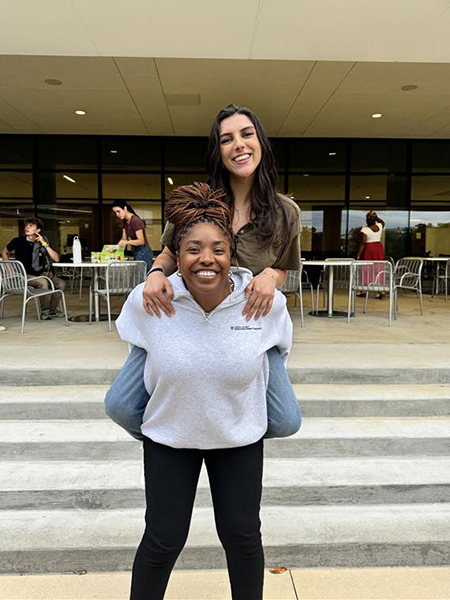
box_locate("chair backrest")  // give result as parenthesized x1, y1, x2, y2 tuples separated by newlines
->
(394, 258, 423, 288)
(324, 259, 354, 289)
(0, 260, 27, 295)
(353, 260, 393, 293)
(103, 261, 147, 295)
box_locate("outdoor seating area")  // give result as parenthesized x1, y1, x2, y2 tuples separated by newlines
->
(282, 256, 450, 328)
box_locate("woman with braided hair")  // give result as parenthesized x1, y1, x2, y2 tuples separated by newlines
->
(106, 105, 301, 442)
(116, 183, 293, 600)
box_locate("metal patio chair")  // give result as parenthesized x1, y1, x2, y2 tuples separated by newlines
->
(393, 258, 424, 317)
(352, 260, 394, 326)
(431, 258, 450, 301)
(89, 260, 147, 331)
(281, 264, 314, 327)
(0, 260, 69, 333)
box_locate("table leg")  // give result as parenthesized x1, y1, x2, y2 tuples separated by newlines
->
(94, 269, 100, 321)
(327, 265, 334, 317)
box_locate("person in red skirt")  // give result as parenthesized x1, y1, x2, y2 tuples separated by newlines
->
(357, 211, 386, 298)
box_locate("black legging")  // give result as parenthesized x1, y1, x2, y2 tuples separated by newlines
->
(130, 437, 264, 600)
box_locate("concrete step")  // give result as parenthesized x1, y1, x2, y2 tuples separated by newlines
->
(2, 366, 450, 386)
(2, 385, 450, 419)
(1, 504, 449, 573)
(1, 458, 449, 510)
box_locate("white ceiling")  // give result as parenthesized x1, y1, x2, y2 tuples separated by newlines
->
(2, 56, 450, 137)
(2, 1, 450, 137)
(3, 0, 450, 63)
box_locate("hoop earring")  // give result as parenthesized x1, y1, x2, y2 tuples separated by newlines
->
(228, 271, 235, 292)
(176, 271, 182, 277)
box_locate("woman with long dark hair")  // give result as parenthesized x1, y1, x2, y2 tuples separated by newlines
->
(105, 105, 301, 441)
(112, 200, 153, 271)
(115, 183, 293, 600)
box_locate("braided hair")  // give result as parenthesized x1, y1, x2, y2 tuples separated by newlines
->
(165, 182, 235, 254)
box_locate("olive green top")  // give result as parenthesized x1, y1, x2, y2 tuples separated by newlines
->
(160, 195, 301, 276)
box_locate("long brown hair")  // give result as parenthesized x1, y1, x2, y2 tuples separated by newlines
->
(165, 182, 235, 255)
(207, 104, 289, 248)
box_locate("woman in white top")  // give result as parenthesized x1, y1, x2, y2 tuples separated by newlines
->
(357, 210, 386, 298)
(115, 183, 293, 600)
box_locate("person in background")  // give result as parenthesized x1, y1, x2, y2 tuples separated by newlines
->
(112, 200, 153, 271)
(115, 183, 293, 600)
(357, 210, 386, 299)
(1, 218, 65, 320)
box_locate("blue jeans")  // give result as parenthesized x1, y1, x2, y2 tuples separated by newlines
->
(105, 346, 301, 441)
(133, 245, 153, 272)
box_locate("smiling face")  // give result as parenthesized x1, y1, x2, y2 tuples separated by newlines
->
(219, 113, 262, 181)
(177, 222, 232, 312)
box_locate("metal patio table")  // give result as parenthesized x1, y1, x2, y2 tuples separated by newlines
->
(302, 259, 353, 318)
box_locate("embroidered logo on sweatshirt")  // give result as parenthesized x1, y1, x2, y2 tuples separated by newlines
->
(230, 325, 262, 331)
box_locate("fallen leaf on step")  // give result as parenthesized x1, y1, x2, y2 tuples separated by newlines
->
(269, 567, 287, 574)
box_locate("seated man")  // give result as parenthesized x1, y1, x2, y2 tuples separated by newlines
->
(1, 218, 65, 320)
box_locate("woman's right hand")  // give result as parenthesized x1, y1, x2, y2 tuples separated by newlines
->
(142, 272, 175, 317)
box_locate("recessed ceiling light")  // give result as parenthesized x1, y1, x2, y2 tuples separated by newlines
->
(303, 174, 309, 177)
(63, 175, 76, 183)
(167, 177, 174, 185)
(365, 195, 371, 199)
(110, 150, 118, 154)
(328, 152, 337, 156)
(401, 84, 419, 91)
(371, 113, 383, 119)
(75, 110, 86, 116)
(45, 78, 62, 86)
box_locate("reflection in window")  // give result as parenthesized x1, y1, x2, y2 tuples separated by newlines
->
(412, 142, 450, 173)
(103, 174, 161, 199)
(37, 201, 99, 257)
(351, 140, 406, 172)
(0, 200, 34, 252)
(56, 173, 98, 199)
(411, 176, 450, 257)
(38, 137, 97, 170)
(165, 138, 208, 171)
(101, 137, 161, 170)
(289, 140, 346, 172)
(0, 172, 33, 197)
(0, 137, 33, 168)
(350, 175, 387, 203)
(164, 174, 207, 197)
(347, 208, 408, 260)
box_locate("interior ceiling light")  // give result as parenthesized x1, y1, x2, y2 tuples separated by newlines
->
(303, 173, 309, 177)
(110, 150, 118, 154)
(371, 113, 383, 119)
(365, 195, 371, 199)
(75, 110, 86, 115)
(401, 84, 419, 91)
(45, 78, 62, 86)
(63, 175, 76, 183)
(328, 152, 337, 156)
(167, 177, 174, 185)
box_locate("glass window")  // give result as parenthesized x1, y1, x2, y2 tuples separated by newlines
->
(101, 137, 161, 170)
(102, 174, 161, 199)
(289, 140, 346, 172)
(164, 173, 207, 197)
(289, 175, 346, 256)
(37, 137, 97, 170)
(347, 207, 408, 260)
(271, 139, 286, 169)
(164, 138, 208, 171)
(0, 200, 34, 252)
(411, 176, 450, 202)
(0, 136, 33, 167)
(351, 140, 407, 172)
(411, 176, 450, 257)
(350, 175, 387, 204)
(0, 172, 33, 198)
(55, 173, 98, 199)
(36, 200, 100, 257)
(412, 141, 450, 173)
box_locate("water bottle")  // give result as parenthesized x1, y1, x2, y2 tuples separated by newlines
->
(72, 236, 82, 264)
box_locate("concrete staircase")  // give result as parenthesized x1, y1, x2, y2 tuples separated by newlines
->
(1, 373, 450, 574)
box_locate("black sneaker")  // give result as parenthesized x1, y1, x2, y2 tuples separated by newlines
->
(41, 310, 52, 320)
(49, 309, 65, 318)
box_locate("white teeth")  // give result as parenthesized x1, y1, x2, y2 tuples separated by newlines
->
(197, 271, 216, 278)
(234, 154, 250, 162)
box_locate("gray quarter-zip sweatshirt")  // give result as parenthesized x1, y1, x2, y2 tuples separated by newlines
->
(116, 267, 293, 449)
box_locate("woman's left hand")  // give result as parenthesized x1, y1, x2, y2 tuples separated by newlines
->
(118, 239, 127, 248)
(243, 270, 278, 321)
